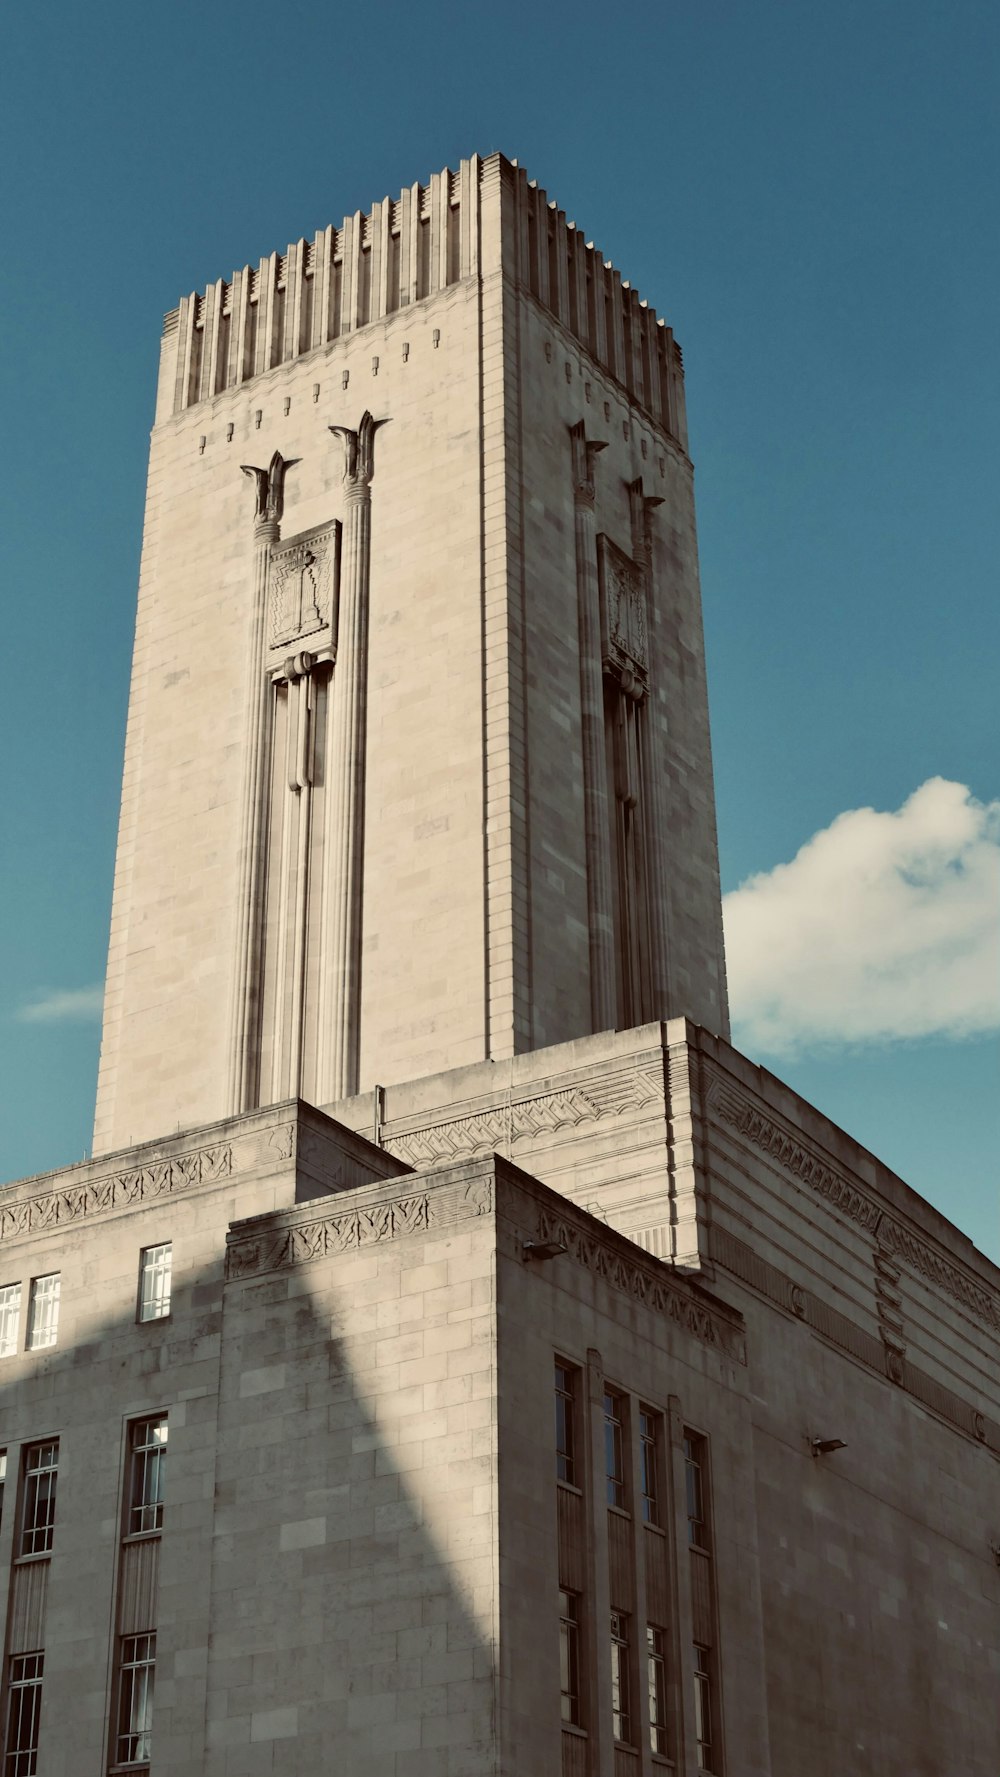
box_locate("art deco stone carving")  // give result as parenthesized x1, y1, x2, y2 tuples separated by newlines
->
(537, 1204, 747, 1365)
(269, 522, 339, 648)
(225, 1175, 492, 1279)
(598, 534, 649, 691)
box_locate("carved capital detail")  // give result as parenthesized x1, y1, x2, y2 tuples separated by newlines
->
(329, 410, 388, 494)
(241, 450, 295, 529)
(569, 419, 607, 506)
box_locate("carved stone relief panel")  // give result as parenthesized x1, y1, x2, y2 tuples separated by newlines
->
(269, 520, 340, 650)
(597, 534, 648, 687)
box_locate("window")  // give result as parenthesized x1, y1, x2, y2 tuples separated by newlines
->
(555, 1360, 577, 1486)
(5, 1651, 43, 1776)
(693, 1644, 714, 1771)
(639, 1407, 661, 1525)
(646, 1626, 668, 1756)
(138, 1244, 172, 1322)
(19, 1443, 58, 1557)
(0, 1285, 22, 1358)
(127, 1416, 167, 1536)
(684, 1432, 707, 1548)
(115, 1632, 155, 1766)
(25, 1276, 60, 1352)
(604, 1389, 626, 1508)
(610, 1612, 631, 1744)
(0, 1451, 6, 1530)
(559, 1591, 581, 1726)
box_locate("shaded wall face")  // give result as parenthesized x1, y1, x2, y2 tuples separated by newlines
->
(512, 296, 729, 1050)
(746, 1301, 1000, 1777)
(0, 1143, 500, 1775)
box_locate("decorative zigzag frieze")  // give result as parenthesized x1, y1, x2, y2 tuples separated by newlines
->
(0, 1142, 234, 1243)
(383, 1067, 664, 1167)
(536, 1206, 746, 1366)
(225, 1177, 493, 1280)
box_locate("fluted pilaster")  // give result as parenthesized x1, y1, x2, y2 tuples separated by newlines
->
(317, 412, 387, 1100)
(570, 421, 616, 1033)
(227, 451, 293, 1113)
(629, 476, 671, 1018)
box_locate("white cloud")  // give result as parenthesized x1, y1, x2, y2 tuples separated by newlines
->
(16, 984, 105, 1025)
(722, 778, 1000, 1055)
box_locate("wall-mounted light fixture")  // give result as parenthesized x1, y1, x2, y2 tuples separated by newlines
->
(810, 1437, 848, 1458)
(522, 1239, 567, 1263)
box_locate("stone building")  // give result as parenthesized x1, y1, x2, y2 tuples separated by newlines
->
(1, 154, 997, 1777)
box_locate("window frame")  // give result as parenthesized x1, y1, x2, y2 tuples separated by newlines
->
(558, 1589, 582, 1728)
(610, 1609, 632, 1746)
(693, 1642, 715, 1772)
(0, 1284, 22, 1360)
(25, 1275, 60, 1353)
(5, 1649, 44, 1777)
(125, 1415, 167, 1539)
(603, 1387, 627, 1510)
(639, 1405, 662, 1527)
(18, 1442, 59, 1559)
(113, 1631, 156, 1768)
(646, 1624, 668, 1757)
(137, 1244, 172, 1325)
(554, 1358, 579, 1488)
(684, 1430, 710, 1551)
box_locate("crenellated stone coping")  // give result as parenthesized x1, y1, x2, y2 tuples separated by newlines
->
(165, 153, 686, 443)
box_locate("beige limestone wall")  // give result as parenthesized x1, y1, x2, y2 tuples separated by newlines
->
(96, 280, 492, 1152)
(96, 154, 731, 1154)
(507, 290, 729, 1049)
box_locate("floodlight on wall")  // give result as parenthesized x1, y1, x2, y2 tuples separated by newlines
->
(810, 1437, 848, 1458)
(522, 1239, 567, 1262)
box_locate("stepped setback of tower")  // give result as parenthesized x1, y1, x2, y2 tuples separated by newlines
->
(93, 152, 728, 1155)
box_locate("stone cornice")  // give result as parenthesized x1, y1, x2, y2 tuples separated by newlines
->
(533, 1201, 747, 1368)
(708, 1079, 1000, 1335)
(381, 1062, 665, 1167)
(225, 1172, 492, 1280)
(0, 1137, 240, 1244)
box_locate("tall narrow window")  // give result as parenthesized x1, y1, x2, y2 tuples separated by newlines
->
(128, 1416, 167, 1535)
(555, 1360, 577, 1486)
(115, 1632, 156, 1766)
(5, 1650, 43, 1776)
(0, 1285, 21, 1358)
(639, 1407, 661, 1525)
(603, 1389, 626, 1508)
(25, 1276, 59, 1352)
(0, 1451, 6, 1529)
(646, 1626, 668, 1756)
(684, 1433, 707, 1548)
(558, 1590, 581, 1726)
(19, 1443, 58, 1557)
(610, 1612, 631, 1744)
(138, 1245, 172, 1323)
(693, 1644, 714, 1771)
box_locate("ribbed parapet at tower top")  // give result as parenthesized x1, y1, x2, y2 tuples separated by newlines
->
(95, 153, 728, 1155)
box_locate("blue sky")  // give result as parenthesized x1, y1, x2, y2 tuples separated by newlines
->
(0, 0, 996, 1255)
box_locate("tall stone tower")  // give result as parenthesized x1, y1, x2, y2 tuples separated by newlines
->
(94, 153, 728, 1155)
